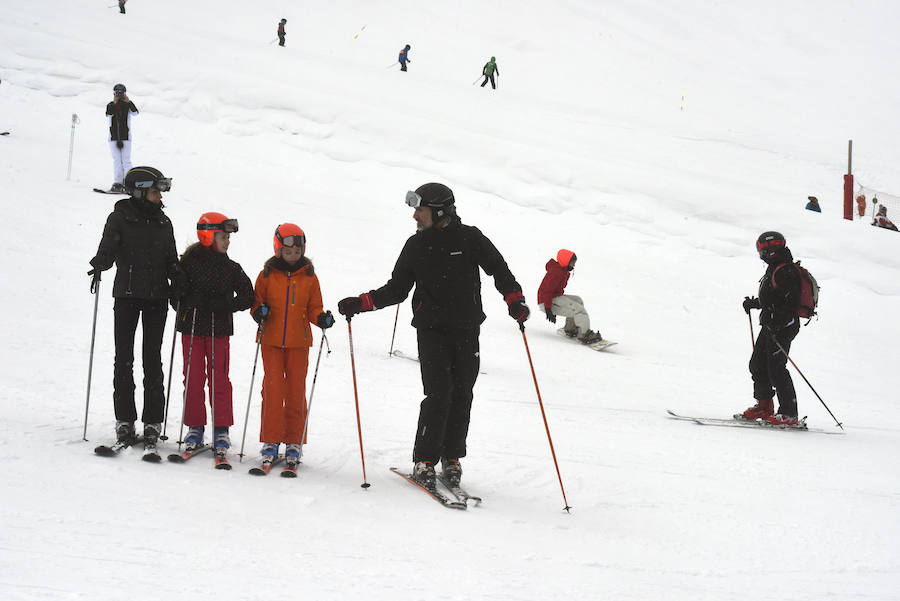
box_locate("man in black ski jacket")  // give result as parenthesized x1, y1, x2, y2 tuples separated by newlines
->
(740, 231, 801, 426)
(338, 183, 529, 489)
(88, 166, 187, 449)
(106, 83, 138, 192)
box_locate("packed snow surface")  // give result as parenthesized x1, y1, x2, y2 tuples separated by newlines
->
(2, 1, 899, 600)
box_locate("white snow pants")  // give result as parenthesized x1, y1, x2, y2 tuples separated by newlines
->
(547, 295, 591, 336)
(109, 140, 133, 184)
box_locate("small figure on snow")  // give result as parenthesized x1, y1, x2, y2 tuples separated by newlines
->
(740, 231, 802, 426)
(805, 196, 821, 213)
(87, 166, 188, 451)
(175, 213, 254, 458)
(480, 56, 499, 89)
(398, 44, 411, 71)
(277, 18, 287, 47)
(250, 224, 334, 471)
(872, 205, 898, 231)
(337, 183, 529, 489)
(118, 0, 127, 14)
(537, 249, 604, 345)
(106, 83, 138, 193)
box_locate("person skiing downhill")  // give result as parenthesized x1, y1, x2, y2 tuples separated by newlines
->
(175, 213, 254, 461)
(277, 18, 287, 47)
(105, 83, 138, 193)
(537, 249, 603, 345)
(250, 224, 334, 473)
(337, 183, 529, 489)
(398, 44, 411, 71)
(740, 231, 802, 426)
(480, 56, 499, 89)
(88, 166, 188, 453)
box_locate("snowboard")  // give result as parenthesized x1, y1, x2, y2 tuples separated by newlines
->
(556, 328, 617, 351)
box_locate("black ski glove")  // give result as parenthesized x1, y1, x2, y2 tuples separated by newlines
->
(87, 269, 101, 293)
(252, 303, 270, 324)
(316, 310, 335, 329)
(742, 296, 760, 314)
(545, 306, 556, 323)
(338, 293, 374, 318)
(505, 292, 530, 324)
(116, 140, 124, 149)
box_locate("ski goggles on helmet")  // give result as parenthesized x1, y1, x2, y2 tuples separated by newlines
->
(756, 237, 785, 256)
(276, 231, 305, 248)
(405, 190, 423, 208)
(134, 177, 173, 193)
(197, 219, 239, 234)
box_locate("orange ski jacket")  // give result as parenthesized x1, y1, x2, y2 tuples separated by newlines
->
(253, 257, 324, 348)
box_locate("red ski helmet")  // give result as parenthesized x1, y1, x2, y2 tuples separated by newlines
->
(557, 249, 576, 269)
(273, 223, 306, 257)
(197, 212, 239, 246)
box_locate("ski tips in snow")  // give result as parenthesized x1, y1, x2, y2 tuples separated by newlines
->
(666, 409, 845, 435)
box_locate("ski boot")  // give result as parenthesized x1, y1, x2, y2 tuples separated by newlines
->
(184, 426, 205, 451)
(766, 414, 800, 427)
(441, 458, 463, 487)
(261, 443, 280, 459)
(413, 461, 437, 489)
(213, 427, 230, 450)
(739, 398, 774, 420)
(115, 420, 136, 444)
(142, 423, 162, 461)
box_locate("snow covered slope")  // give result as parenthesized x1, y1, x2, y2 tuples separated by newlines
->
(1, 1, 899, 600)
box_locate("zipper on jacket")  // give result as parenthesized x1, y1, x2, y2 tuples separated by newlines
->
(126, 265, 133, 295)
(281, 276, 291, 347)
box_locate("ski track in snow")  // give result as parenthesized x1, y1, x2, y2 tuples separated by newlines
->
(2, 1, 900, 600)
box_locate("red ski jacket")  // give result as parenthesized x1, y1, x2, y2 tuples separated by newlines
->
(537, 259, 570, 307)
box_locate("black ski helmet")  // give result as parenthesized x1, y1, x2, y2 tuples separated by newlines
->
(756, 231, 786, 261)
(405, 44, 411, 50)
(113, 83, 126, 94)
(124, 166, 172, 199)
(409, 182, 456, 223)
(280, 18, 287, 24)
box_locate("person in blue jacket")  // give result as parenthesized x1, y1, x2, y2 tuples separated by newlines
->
(805, 196, 821, 213)
(399, 44, 411, 71)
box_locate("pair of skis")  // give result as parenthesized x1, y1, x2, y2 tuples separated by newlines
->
(666, 410, 844, 434)
(390, 467, 482, 510)
(248, 455, 301, 478)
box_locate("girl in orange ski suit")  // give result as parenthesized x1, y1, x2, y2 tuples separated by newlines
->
(251, 231, 329, 449)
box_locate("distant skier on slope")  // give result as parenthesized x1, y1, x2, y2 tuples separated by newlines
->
(480, 56, 499, 89)
(175, 213, 254, 461)
(277, 18, 287, 47)
(805, 196, 821, 213)
(105, 83, 138, 193)
(537, 249, 604, 345)
(872, 205, 898, 231)
(398, 44, 411, 71)
(118, 0, 127, 15)
(337, 183, 529, 490)
(740, 231, 802, 426)
(88, 166, 188, 452)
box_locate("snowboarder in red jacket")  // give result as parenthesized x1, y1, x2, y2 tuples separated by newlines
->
(537, 249, 602, 344)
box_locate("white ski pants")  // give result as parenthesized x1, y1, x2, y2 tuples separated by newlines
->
(546, 295, 591, 336)
(109, 140, 133, 184)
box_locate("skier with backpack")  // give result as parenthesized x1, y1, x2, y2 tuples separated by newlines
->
(740, 231, 817, 426)
(175, 213, 254, 464)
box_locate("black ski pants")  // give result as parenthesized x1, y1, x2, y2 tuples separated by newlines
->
(749, 321, 800, 416)
(480, 74, 496, 89)
(413, 327, 480, 464)
(278, 35, 285, 47)
(113, 298, 168, 424)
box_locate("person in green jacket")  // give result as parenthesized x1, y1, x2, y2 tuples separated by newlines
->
(481, 56, 499, 89)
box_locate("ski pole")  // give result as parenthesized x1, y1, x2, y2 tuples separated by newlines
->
(748, 312, 755, 351)
(67, 113, 79, 180)
(238, 322, 265, 461)
(346, 317, 371, 488)
(160, 301, 180, 441)
(82, 274, 101, 441)
(472, 76, 482, 85)
(765, 326, 844, 429)
(210, 313, 216, 448)
(177, 308, 198, 449)
(519, 323, 572, 512)
(299, 333, 331, 458)
(388, 304, 400, 356)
